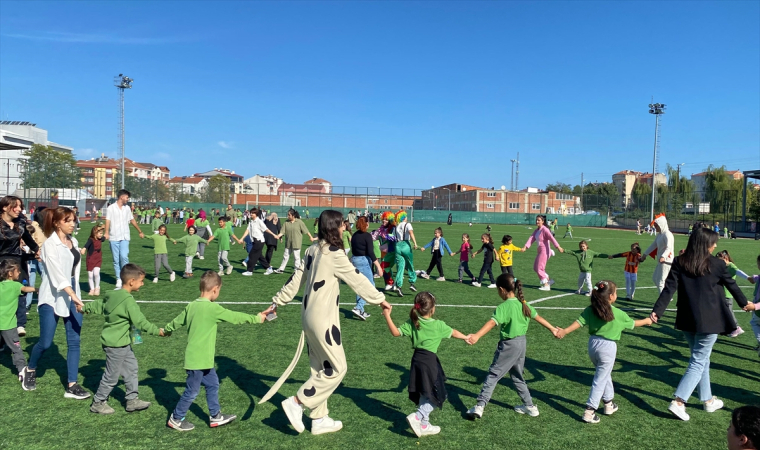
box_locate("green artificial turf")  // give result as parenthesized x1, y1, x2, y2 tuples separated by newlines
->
(2, 220, 757, 450)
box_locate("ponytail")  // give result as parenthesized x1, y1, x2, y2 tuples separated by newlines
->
(590, 280, 616, 322)
(496, 273, 531, 318)
(410, 292, 436, 330)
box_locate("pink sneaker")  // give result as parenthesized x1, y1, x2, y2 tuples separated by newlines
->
(729, 327, 745, 338)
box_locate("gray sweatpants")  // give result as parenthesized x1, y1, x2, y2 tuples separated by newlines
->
(587, 335, 617, 409)
(726, 296, 738, 322)
(154, 254, 173, 277)
(197, 242, 206, 257)
(185, 256, 194, 274)
(1, 328, 26, 373)
(476, 335, 533, 407)
(95, 345, 139, 402)
(218, 250, 230, 271)
(416, 395, 435, 426)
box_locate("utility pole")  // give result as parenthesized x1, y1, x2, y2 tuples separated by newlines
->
(510, 159, 516, 191)
(115, 74, 133, 190)
(581, 172, 585, 214)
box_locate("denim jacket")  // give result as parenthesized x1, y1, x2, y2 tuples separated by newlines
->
(422, 237, 452, 256)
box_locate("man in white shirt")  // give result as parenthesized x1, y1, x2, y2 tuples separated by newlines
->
(104, 189, 144, 288)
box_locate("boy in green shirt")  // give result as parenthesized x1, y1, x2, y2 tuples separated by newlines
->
(83, 264, 165, 414)
(175, 226, 206, 278)
(564, 240, 608, 296)
(563, 223, 573, 239)
(207, 217, 233, 276)
(165, 271, 273, 431)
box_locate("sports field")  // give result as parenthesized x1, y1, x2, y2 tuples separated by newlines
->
(2, 220, 757, 450)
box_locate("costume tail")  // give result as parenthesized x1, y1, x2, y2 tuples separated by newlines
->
(259, 331, 305, 404)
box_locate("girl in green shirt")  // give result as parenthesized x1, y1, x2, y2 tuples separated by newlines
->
(556, 280, 652, 424)
(382, 292, 468, 438)
(465, 274, 558, 420)
(341, 220, 352, 256)
(717, 250, 750, 338)
(141, 224, 176, 283)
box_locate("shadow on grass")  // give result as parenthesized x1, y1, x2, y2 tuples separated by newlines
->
(143, 368, 208, 423)
(23, 338, 71, 388)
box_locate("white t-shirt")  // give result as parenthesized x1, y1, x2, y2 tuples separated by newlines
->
(394, 222, 413, 241)
(106, 202, 134, 241)
(248, 217, 267, 242)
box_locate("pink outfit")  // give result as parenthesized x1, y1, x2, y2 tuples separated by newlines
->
(524, 226, 561, 282)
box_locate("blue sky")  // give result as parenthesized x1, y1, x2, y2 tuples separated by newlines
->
(1, 1, 758, 190)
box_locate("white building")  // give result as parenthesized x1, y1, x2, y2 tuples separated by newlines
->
(243, 174, 284, 195)
(167, 176, 208, 195)
(0, 121, 74, 196)
(194, 168, 245, 194)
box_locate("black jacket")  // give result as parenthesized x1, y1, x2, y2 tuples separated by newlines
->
(0, 216, 38, 258)
(408, 349, 447, 408)
(264, 219, 281, 246)
(652, 255, 747, 334)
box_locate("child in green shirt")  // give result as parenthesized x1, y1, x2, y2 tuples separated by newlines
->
(465, 274, 558, 420)
(341, 220, 352, 255)
(83, 264, 165, 414)
(174, 226, 206, 279)
(207, 217, 233, 276)
(717, 250, 750, 338)
(165, 271, 273, 431)
(556, 280, 651, 424)
(381, 291, 468, 437)
(563, 223, 573, 239)
(564, 240, 608, 296)
(151, 212, 163, 234)
(142, 224, 175, 283)
(0, 260, 35, 389)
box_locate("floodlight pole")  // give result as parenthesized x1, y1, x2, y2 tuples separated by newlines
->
(115, 74, 133, 190)
(510, 159, 516, 191)
(648, 102, 666, 223)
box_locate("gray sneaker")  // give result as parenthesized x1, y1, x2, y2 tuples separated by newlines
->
(90, 400, 115, 415)
(209, 412, 237, 428)
(168, 416, 195, 431)
(126, 398, 151, 412)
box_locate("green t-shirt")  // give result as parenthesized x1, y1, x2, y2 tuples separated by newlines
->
(0, 280, 22, 330)
(342, 231, 351, 251)
(145, 234, 169, 254)
(164, 298, 261, 370)
(176, 234, 206, 256)
(565, 249, 607, 273)
(213, 227, 231, 251)
(83, 289, 160, 347)
(151, 217, 163, 232)
(576, 305, 635, 341)
(397, 317, 453, 353)
(725, 262, 739, 299)
(491, 298, 537, 340)
(282, 219, 310, 249)
(566, 225, 573, 231)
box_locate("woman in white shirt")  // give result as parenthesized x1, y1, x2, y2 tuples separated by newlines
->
(235, 208, 279, 276)
(24, 207, 90, 399)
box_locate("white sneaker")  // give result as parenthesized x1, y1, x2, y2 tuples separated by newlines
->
(115, 279, 122, 290)
(241, 272, 253, 276)
(514, 404, 539, 417)
(436, 277, 445, 282)
(153, 277, 158, 284)
(170, 272, 176, 282)
(199, 256, 204, 260)
(225, 265, 233, 275)
(419, 424, 441, 436)
(703, 396, 724, 412)
(264, 267, 274, 275)
(311, 415, 343, 435)
(576, 289, 582, 295)
(17, 326, 26, 337)
(729, 327, 745, 338)
(583, 409, 600, 424)
(466, 404, 484, 419)
(472, 282, 482, 287)
(603, 402, 618, 415)
(281, 397, 305, 433)
(668, 400, 690, 421)
(218, 270, 224, 276)
(352, 308, 366, 321)
(384, 284, 393, 291)
(406, 413, 422, 437)
(487, 284, 497, 289)
(241, 262, 247, 268)
(195, 252, 200, 258)
(274, 269, 284, 274)
(538, 284, 551, 291)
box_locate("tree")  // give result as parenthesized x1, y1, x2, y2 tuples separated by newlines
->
(704, 165, 743, 215)
(204, 175, 230, 204)
(632, 182, 652, 210)
(545, 182, 572, 194)
(21, 144, 81, 190)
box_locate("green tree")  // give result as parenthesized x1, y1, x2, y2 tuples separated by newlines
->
(546, 182, 572, 194)
(21, 144, 81, 190)
(632, 182, 652, 210)
(204, 175, 230, 204)
(704, 165, 743, 215)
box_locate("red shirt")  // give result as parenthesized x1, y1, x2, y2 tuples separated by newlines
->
(459, 242, 473, 262)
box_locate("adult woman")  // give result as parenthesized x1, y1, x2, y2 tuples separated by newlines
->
(235, 209, 278, 276)
(264, 212, 282, 265)
(521, 215, 564, 291)
(0, 196, 39, 336)
(25, 207, 89, 399)
(260, 210, 390, 435)
(392, 210, 418, 296)
(350, 216, 383, 320)
(274, 209, 316, 274)
(650, 227, 754, 421)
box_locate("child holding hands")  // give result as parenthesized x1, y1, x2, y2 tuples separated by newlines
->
(465, 274, 558, 419)
(0, 260, 36, 389)
(419, 227, 453, 281)
(382, 292, 468, 437)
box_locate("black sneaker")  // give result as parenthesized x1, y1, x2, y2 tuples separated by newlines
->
(64, 383, 91, 400)
(409, 284, 417, 292)
(168, 416, 195, 431)
(210, 412, 236, 428)
(22, 367, 36, 391)
(394, 286, 403, 297)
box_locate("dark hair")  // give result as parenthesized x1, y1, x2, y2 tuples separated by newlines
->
(116, 189, 130, 198)
(631, 242, 641, 253)
(496, 274, 530, 317)
(536, 215, 548, 227)
(287, 208, 297, 218)
(462, 233, 469, 240)
(502, 235, 512, 244)
(250, 208, 261, 219)
(434, 227, 443, 236)
(481, 233, 493, 244)
(590, 280, 616, 322)
(157, 224, 170, 239)
(0, 259, 21, 281)
(43, 207, 75, 237)
(89, 224, 105, 240)
(356, 216, 369, 232)
(187, 226, 197, 234)
(0, 196, 23, 233)
(410, 291, 436, 330)
(717, 249, 733, 263)
(200, 270, 222, 292)
(680, 227, 719, 276)
(120, 263, 146, 285)
(218, 216, 227, 223)
(343, 220, 352, 237)
(579, 240, 588, 249)
(318, 210, 345, 249)
(32, 206, 47, 224)
(732, 405, 760, 449)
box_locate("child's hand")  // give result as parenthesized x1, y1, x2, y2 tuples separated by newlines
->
(608, 255, 613, 259)
(749, 277, 756, 285)
(551, 327, 562, 338)
(555, 328, 566, 339)
(743, 303, 756, 312)
(159, 328, 165, 337)
(450, 252, 455, 256)
(466, 334, 479, 345)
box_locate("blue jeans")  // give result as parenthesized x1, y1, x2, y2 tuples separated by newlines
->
(173, 369, 220, 420)
(110, 240, 130, 279)
(26, 260, 42, 309)
(351, 256, 374, 312)
(28, 299, 83, 384)
(242, 235, 253, 265)
(674, 332, 718, 402)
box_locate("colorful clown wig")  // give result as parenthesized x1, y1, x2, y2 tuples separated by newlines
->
(381, 211, 395, 224)
(395, 210, 408, 224)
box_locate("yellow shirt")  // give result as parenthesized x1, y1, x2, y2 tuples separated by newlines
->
(498, 243, 522, 267)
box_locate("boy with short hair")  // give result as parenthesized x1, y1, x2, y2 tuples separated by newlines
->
(563, 223, 573, 239)
(728, 405, 760, 450)
(165, 271, 272, 431)
(83, 263, 165, 414)
(207, 217, 233, 276)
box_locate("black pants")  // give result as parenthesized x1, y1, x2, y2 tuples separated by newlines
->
(478, 262, 494, 284)
(426, 252, 444, 277)
(265, 244, 277, 264)
(246, 240, 270, 272)
(501, 265, 514, 276)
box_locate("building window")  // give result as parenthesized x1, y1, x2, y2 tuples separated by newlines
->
(486, 192, 496, 197)
(106, 178, 112, 182)
(508, 202, 519, 209)
(106, 169, 112, 174)
(532, 203, 541, 210)
(486, 203, 494, 208)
